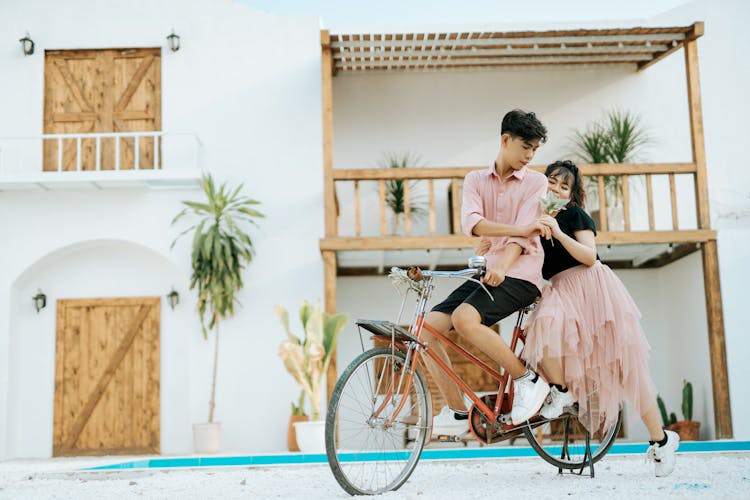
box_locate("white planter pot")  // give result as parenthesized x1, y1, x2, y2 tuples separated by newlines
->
(293, 420, 326, 454)
(193, 422, 221, 454)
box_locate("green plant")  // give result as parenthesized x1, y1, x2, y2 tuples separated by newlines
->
(570, 109, 652, 205)
(379, 152, 426, 229)
(276, 300, 349, 420)
(290, 390, 307, 417)
(171, 173, 264, 423)
(657, 380, 694, 427)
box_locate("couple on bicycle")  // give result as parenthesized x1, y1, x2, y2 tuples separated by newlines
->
(423, 109, 679, 477)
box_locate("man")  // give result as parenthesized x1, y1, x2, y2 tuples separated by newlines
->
(426, 109, 551, 435)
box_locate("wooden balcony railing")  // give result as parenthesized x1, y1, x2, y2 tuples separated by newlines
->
(320, 162, 716, 251)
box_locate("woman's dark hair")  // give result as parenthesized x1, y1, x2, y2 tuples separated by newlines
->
(545, 160, 586, 208)
(501, 109, 548, 143)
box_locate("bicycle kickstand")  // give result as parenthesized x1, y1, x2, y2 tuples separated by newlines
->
(574, 430, 595, 478)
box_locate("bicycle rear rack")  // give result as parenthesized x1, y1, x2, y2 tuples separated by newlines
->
(356, 319, 419, 343)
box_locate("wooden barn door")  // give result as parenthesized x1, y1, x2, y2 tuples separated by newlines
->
(53, 297, 160, 456)
(43, 48, 161, 171)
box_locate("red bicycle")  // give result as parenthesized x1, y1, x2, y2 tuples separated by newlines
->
(325, 257, 622, 495)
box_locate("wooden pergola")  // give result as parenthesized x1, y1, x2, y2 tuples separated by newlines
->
(319, 22, 733, 438)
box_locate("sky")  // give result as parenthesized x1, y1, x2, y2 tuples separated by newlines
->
(240, 0, 692, 32)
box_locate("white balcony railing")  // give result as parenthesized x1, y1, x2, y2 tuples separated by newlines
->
(0, 131, 202, 190)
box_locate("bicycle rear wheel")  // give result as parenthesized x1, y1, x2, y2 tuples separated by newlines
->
(325, 347, 431, 495)
(523, 409, 622, 470)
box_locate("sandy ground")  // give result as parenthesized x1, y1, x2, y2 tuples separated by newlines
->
(1, 452, 749, 499)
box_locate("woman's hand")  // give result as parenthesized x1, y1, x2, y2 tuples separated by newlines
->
(538, 214, 563, 239)
(475, 236, 491, 256)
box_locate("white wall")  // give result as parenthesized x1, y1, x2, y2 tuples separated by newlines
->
(0, 0, 325, 458)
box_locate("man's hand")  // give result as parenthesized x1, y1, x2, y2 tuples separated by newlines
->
(475, 236, 491, 256)
(521, 221, 552, 240)
(482, 267, 505, 287)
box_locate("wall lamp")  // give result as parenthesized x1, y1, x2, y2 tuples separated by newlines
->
(166, 287, 180, 310)
(166, 30, 180, 52)
(33, 289, 47, 313)
(20, 32, 35, 56)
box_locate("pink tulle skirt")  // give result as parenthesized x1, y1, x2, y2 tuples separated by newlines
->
(521, 261, 656, 433)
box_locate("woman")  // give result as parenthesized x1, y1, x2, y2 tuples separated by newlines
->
(521, 160, 679, 477)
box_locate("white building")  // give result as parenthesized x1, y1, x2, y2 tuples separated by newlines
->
(0, 0, 747, 460)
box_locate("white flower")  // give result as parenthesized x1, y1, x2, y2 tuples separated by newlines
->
(540, 192, 569, 214)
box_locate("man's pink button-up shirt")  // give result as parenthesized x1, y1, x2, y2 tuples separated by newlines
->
(462, 164, 547, 292)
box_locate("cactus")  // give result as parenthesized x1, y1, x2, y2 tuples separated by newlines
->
(682, 380, 693, 421)
(657, 396, 670, 427)
(657, 392, 682, 427)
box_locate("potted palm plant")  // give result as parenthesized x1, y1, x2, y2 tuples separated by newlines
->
(570, 109, 652, 230)
(276, 300, 348, 453)
(379, 152, 427, 235)
(172, 174, 263, 453)
(657, 379, 701, 441)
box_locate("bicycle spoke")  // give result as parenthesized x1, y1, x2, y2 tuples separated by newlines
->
(326, 348, 431, 495)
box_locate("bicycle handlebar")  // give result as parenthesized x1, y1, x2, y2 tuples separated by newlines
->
(391, 255, 487, 281)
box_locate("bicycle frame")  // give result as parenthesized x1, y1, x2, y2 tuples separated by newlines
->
(370, 267, 531, 434)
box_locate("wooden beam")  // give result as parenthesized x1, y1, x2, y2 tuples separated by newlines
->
(646, 174, 655, 230)
(597, 175, 608, 231)
(451, 179, 461, 234)
(321, 30, 337, 237)
(701, 240, 732, 438)
(669, 174, 679, 229)
(332, 163, 696, 180)
(428, 179, 436, 235)
(323, 250, 338, 400)
(684, 38, 710, 229)
(622, 175, 631, 231)
(353, 180, 360, 237)
(319, 230, 716, 251)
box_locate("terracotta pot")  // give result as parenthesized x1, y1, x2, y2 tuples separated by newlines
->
(666, 420, 701, 441)
(287, 414, 309, 452)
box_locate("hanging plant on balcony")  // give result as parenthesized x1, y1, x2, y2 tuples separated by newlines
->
(171, 174, 264, 445)
(379, 152, 427, 235)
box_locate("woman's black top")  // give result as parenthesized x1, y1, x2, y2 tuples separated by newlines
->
(541, 205, 599, 280)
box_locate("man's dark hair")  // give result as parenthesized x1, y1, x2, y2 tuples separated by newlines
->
(501, 109, 548, 143)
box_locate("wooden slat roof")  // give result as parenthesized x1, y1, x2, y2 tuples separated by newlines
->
(327, 23, 703, 74)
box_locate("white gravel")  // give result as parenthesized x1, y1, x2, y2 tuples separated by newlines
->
(1, 452, 749, 499)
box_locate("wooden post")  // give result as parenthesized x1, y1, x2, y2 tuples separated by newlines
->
(685, 32, 733, 438)
(321, 30, 336, 238)
(323, 250, 338, 400)
(321, 31, 340, 402)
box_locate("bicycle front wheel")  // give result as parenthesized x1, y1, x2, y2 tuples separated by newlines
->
(523, 409, 622, 470)
(325, 347, 432, 495)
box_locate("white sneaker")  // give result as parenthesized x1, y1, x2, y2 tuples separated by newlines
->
(431, 406, 469, 436)
(540, 386, 577, 419)
(511, 370, 550, 424)
(646, 430, 680, 477)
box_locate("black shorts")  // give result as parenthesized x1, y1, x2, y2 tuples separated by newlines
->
(431, 277, 540, 326)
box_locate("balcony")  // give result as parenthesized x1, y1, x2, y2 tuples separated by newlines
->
(321, 163, 715, 272)
(0, 131, 202, 191)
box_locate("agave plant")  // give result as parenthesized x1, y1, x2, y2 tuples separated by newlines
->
(570, 109, 652, 205)
(379, 152, 427, 233)
(276, 301, 349, 420)
(171, 173, 264, 423)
